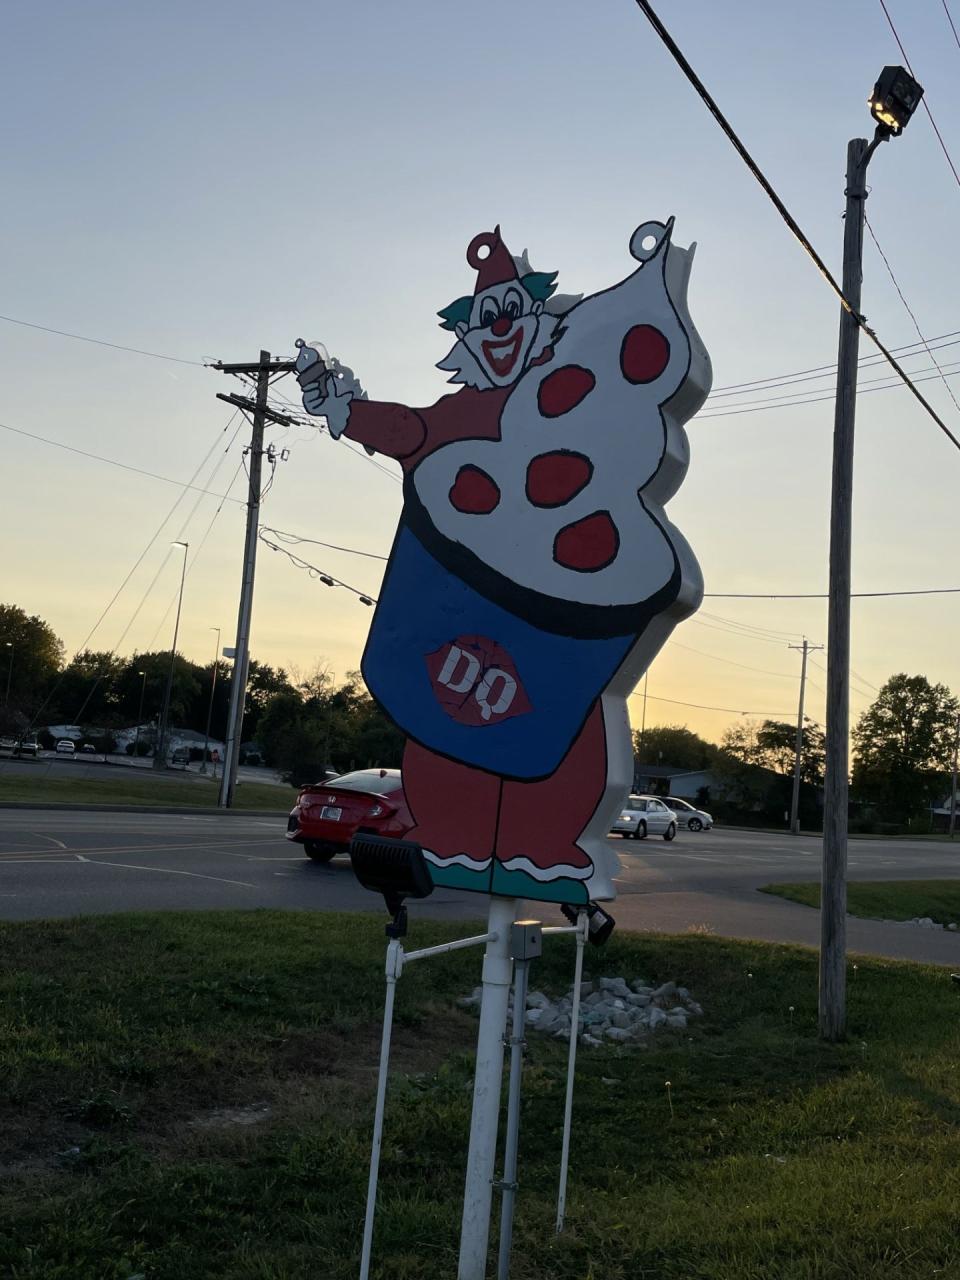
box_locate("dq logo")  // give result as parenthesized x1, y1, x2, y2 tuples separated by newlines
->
(425, 635, 532, 728)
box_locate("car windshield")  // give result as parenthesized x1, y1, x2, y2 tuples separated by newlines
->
(325, 770, 400, 795)
(626, 798, 646, 811)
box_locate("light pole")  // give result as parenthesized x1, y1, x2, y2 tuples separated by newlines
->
(3, 643, 12, 708)
(133, 670, 147, 761)
(155, 542, 189, 770)
(949, 714, 959, 840)
(820, 66, 923, 1042)
(200, 627, 221, 775)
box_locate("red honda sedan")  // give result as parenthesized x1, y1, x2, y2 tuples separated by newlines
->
(286, 768, 412, 862)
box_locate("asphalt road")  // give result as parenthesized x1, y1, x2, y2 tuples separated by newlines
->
(1, 810, 959, 963)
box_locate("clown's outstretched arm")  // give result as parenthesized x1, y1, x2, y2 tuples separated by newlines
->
(295, 345, 426, 461)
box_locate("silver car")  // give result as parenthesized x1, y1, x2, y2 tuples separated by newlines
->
(611, 795, 678, 842)
(664, 797, 713, 832)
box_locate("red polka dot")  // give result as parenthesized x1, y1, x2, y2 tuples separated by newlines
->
(553, 511, 619, 572)
(620, 325, 669, 384)
(537, 365, 596, 418)
(449, 465, 500, 515)
(526, 451, 593, 508)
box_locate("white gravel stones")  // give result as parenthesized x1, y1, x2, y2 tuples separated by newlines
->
(458, 974, 703, 1049)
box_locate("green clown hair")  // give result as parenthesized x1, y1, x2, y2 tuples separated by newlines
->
(437, 271, 559, 330)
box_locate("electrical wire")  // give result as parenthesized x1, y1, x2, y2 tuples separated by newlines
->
(665, 639, 798, 679)
(705, 586, 960, 599)
(864, 215, 960, 415)
(0, 312, 205, 366)
(628, 689, 795, 716)
(0, 417, 246, 505)
(709, 330, 960, 394)
(258, 526, 389, 562)
(632, 0, 960, 454)
(943, 0, 960, 52)
(32, 413, 240, 728)
(258, 532, 379, 605)
(878, 0, 960, 191)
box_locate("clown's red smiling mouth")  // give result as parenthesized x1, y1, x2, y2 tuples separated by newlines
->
(481, 329, 523, 378)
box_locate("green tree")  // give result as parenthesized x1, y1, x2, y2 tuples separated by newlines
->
(852, 673, 959, 822)
(632, 723, 717, 770)
(756, 718, 825, 786)
(0, 604, 64, 726)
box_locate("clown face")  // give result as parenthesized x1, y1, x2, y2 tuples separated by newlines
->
(454, 281, 544, 387)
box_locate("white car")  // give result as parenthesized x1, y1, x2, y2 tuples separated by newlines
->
(55, 739, 76, 755)
(611, 795, 678, 842)
(664, 797, 713, 832)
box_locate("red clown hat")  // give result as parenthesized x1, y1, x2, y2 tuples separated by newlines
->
(467, 226, 518, 293)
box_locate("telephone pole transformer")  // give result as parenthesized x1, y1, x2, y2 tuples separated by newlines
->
(211, 351, 298, 808)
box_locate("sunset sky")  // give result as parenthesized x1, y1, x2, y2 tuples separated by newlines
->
(2, 0, 958, 744)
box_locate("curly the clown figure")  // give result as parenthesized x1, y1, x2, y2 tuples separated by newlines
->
(295, 219, 711, 905)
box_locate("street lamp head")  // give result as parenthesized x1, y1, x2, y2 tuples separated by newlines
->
(869, 65, 923, 136)
(171, 540, 189, 551)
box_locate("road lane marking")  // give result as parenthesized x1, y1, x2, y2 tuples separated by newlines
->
(29, 833, 68, 849)
(0, 837, 277, 861)
(84, 859, 256, 888)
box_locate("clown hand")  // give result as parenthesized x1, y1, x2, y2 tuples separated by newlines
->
(295, 346, 364, 440)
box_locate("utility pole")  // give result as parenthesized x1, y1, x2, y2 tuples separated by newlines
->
(820, 68, 922, 1043)
(155, 541, 189, 770)
(200, 626, 221, 776)
(788, 638, 822, 835)
(212, 351, 298, 808)
(133, 670, 147, 760)
(950, 713, 959, 839)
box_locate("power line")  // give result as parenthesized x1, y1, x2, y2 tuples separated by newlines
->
(666, 639, 798, 679)
(0, 312, 205, 366)
(863, 215, 960, 415)
(632, 0, 960, 454)
(878, 0, 960, 191)
(628, 689, 795, 717)
(0, 417, 246, 505)
(32, 413, 240, 727)
(258, 531, 378, 605)
(710, 330, 960, 394)
(943, 0, 960, 53)
(258, 526, 389, 562)
(705, 587, 960, 599)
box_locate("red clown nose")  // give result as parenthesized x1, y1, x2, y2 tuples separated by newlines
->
(467, 226, 519, 294)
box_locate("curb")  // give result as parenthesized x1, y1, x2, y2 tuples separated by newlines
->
(0, 803, 288, 817)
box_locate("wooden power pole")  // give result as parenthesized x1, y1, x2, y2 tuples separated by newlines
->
(211, 351, 298, 808)
(788, 638, 822, 835)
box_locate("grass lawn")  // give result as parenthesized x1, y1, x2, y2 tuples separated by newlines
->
(0, 773, 294, 811)
(2, 913, 960, 1278)
(761, 879, 960, 925)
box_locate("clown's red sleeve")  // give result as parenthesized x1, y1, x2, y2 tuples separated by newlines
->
(344, 400, 427, 461)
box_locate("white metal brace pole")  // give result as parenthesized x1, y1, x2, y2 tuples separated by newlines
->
(457, 895, 519, 1280)
(555, 910, 589, 1232)
(359, 927, 498, 1280)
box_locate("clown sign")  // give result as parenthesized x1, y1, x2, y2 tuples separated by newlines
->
(296, 217, 711, 906)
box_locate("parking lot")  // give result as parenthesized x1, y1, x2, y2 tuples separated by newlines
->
(1, 808, 959, 963)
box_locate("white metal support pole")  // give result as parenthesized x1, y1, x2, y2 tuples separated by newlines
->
(359, 938, 403, 1280)
(496, 954, 530, 1280)
(949, 714, 959, 839)
(556, 910, 588, 1233)
(457, 895, 518, 1280)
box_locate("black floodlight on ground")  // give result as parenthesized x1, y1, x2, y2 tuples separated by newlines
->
(869, 65, 923, 136)
(560, 900, 616, 946)
(349, 833, 434, 937)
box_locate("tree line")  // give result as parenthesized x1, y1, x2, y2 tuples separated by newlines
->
(0, 603, 401, 779)
(635, 672, 958, 830)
